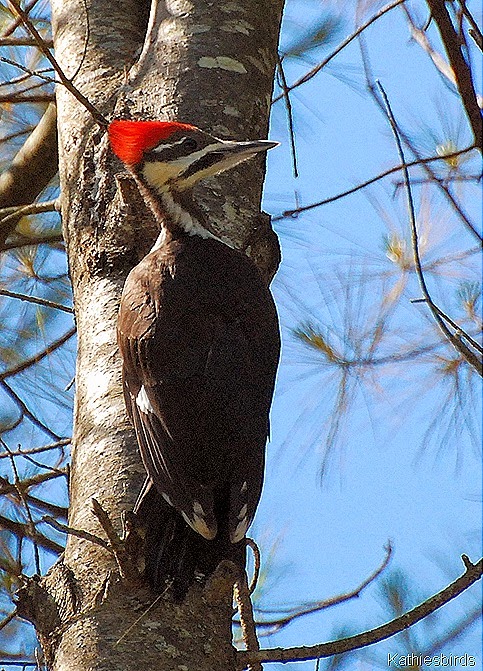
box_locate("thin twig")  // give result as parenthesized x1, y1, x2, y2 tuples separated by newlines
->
(1, 232, 63, 252)
(0, 328, 76, 381)
(0, 289, 73, 313)
(8, 0, 108, 127)
(246, 538, 261, 594)
(0, 379, 61, 440)
(1, 440, 41, 574)
(234, 572, 262, 671)
(0, 611, 16, 632)
(0, 56, 57, 85)
(274, 145, 475, 220)
(358, 33, 481, 242)
(272, 0, 406, 103)
(41, 516, 112, 552)
(251, 543, 392, 633)
(0, 199, 59, 228)
(277, 56, 299, 178)
(1, 0, 41, 37)
(0, 438, 70, 460)
(238, 556, 483, 667)
(0, 514, 63, 554)
(0, 93, 54, 104)
(0, 37, 53, 47)
(377, 80, 482, 376)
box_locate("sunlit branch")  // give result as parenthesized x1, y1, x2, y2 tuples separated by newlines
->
(426, 0, 482, 149)
(0, 438, 70, 460)
(0, 289, 73, 313)
(1, 0, 42, 38)
(0, 37, 53, 47)
(238, 556, 483, 667)
(272, 0, 407, 104)
(0, 198, 59, 224)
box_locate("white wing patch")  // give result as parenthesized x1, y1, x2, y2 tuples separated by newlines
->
(181, 507, 217, 540)
(231, 516, 249, 544)
(136, 385, 154, 414)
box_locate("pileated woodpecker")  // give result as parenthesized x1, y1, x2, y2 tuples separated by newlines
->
(108, 120, 280, 597)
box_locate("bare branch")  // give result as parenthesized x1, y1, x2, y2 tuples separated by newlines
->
(426, 0, 482, 149)
(274, 145, 476, 220)
(238, 557, 483, 667)
(0, 288, 73, 313)
(276, 56, 299, 178)
(0, 438, 70, 460)
(377, 81, 482, 375)
(0, 37, 53, 47)
(0, 611, 17, 632)
(1, 0, 42, 37)
(272, 0, 406, 104)
(8, 0, 108, 127)
(246, 538, 261, 595)
(0, 380, 61, 440)
(0, 514, 63, 555)
(1, 231, 63, 251)
(251, 543, 392, 633)
(235, 573, 262, 671)
(0, 328, 75, 381)
(358, 34, 482, 242)
(41, 516, 112, 553)
(0, 93, 53, 103)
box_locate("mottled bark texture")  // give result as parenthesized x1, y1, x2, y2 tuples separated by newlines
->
(18, 1, 284, 668)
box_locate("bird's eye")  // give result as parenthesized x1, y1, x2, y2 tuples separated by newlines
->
(183, 137, 198, 151)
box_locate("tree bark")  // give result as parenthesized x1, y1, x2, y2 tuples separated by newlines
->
(16, 1, 284, 668)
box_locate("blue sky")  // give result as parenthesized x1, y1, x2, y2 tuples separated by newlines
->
(253, 0, 481, 667)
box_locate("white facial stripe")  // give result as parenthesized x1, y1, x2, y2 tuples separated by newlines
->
(151, 138, 187, 153)
(136, 385, 154, 414)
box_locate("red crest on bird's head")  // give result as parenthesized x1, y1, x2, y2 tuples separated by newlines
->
(108, 120, 197, 166)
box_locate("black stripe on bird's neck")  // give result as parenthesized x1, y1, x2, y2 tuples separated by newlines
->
(130, 168, 229, 247)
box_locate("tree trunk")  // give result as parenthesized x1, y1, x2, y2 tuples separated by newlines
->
(15, 1, 284, 668)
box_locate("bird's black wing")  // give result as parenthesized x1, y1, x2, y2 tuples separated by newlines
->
(118, 236, 280, 546)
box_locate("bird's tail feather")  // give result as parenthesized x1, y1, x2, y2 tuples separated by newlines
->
(133, 479, 245, 599)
